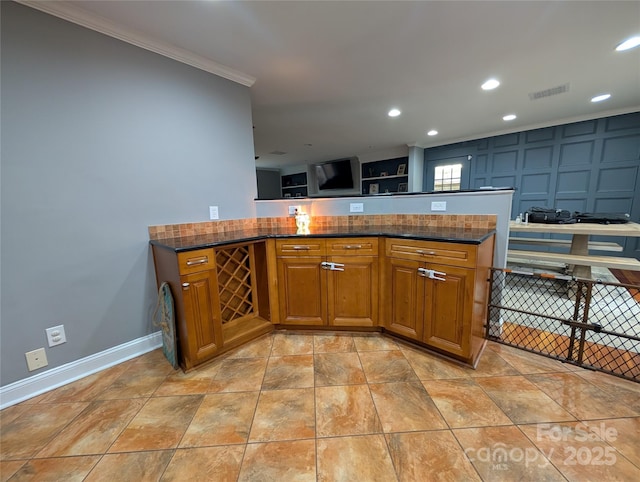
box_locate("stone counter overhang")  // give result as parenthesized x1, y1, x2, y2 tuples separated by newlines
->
(150, 225, 496, 253)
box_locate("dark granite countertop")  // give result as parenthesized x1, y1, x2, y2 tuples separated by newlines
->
(150, 225, 496, 252)
(255, 186, 515, 201)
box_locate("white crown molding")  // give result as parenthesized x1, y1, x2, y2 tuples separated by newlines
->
(0, 331, 163, 409)
(16, 0, 256, 87)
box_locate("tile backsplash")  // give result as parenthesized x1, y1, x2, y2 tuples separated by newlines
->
(148, 214, 496, 240)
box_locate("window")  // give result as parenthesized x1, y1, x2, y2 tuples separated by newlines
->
(424, 155, 471, 192)
(433, 163, 462, 191)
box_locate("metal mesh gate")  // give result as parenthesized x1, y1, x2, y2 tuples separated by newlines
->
(487, 268, 640, 382)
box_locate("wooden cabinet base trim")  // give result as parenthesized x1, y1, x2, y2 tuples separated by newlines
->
(181, 327, 274, 373)
(383, 329, 487, 368)
(222, 315, 273, 345)
(273, 325, 381, 334)
(268, 325, 485, 368)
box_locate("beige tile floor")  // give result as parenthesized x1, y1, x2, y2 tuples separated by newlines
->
(1, 332, 639, 481)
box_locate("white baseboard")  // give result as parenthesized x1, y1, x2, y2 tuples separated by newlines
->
(0, 332, 163, 409)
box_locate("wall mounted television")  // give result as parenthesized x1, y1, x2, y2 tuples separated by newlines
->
(315, 159, 354, 191)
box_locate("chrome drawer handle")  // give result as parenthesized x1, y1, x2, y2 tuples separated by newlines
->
(292, 246, 310, 250)
(322, 261, 344, 271)
(182, 282, 190, 288)
(344, 245, 362, 250)
(429, 269, 447, 281)
(417, 268, 447, 280)
(416, 249, 436, 256)
(186, 257, 208, 266)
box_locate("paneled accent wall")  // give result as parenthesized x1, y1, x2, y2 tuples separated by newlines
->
(424, 112, 640, 257)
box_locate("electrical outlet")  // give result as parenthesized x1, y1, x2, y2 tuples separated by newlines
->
(288, 205, 301, 216)
(46, 325, 67, 347)
(350, 203, 364, 213)
(431, 201, 447, 211)
(209, 206, 219, 220)
(25, 348, 48, 371)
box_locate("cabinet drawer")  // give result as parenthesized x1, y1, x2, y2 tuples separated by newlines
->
(276, 239, 326, 256)
(327, 237, 378, 256)
(177, 248, 216, 274)
(385, 238, 476, 268)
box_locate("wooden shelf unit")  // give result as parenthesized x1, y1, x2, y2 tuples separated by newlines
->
(361, 156, 409, 194)
(281, 172, 308, 198)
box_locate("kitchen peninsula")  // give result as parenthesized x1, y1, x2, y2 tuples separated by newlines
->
(150, 213, 496, 371)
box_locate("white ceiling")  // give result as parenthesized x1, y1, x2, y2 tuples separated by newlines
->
(26, 1, 640, 168)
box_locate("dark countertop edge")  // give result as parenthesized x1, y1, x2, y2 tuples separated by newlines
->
(254, 187, 516, 201)
(150, 229, 497, 253)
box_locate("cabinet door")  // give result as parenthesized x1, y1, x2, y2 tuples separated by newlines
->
(423, 264, 473, 357)
(327, 255, 378, 326)
(384, 257, 425, 340)
(180, 270, 223, 367)
(277, 256, 327, 325)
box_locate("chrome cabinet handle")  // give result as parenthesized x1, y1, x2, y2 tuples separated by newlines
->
(344, 245, 362, 250)
(182, 282, 190, 288)
(417, 268, 446, 281)
(292, 246, 310, 250)
(321, 261, 344, 271)
(186, 257, 208, 266)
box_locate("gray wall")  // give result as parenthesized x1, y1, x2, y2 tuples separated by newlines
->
(1, 3, 257, 385)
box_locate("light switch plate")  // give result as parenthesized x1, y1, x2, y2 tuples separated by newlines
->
(209, 206, 219, 220)
(350, 203, 364, 213)
(288, 205, 301, 216)
(46, 325, 67, 347)
(431, 201, 447, 211)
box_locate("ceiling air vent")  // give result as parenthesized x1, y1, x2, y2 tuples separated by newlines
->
(269, 150, 287, 155)
(528, 83, 570, 101)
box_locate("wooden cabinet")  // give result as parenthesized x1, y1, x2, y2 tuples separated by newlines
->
(152, 232, 494, 370)
(180, 268, 223, 366)
(385, 257, 424, 340)
(152, 242, 273, 371)
(326, 254, 378, 326)
(383, 236, 494, 366)
(152, 247, 223, 370)
(277, 254, 327, 325)
(422, 263, 474, 358)
(275, 238, 378, 327)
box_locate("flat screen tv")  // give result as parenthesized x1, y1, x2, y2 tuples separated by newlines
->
(316, 159, 354, 191)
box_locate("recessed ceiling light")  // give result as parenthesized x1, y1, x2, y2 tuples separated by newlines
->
(388, 108, 401, 117)
(616, 36, 640, 51)
(481, 78, 500, 90)
(503, 114, 517, 121)
(591, 93, 611, 103)
(427, 130, 438, 136)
